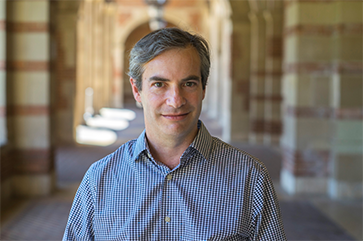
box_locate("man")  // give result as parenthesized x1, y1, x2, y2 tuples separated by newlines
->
(63, 28, 286, 240)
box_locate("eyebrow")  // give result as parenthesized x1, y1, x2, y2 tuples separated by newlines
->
(148, 75, 201, 82)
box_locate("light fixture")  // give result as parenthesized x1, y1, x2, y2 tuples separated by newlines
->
(144, 0, 168, 30)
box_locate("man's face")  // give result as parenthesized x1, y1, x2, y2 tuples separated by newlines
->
(130, 47, 205, 142)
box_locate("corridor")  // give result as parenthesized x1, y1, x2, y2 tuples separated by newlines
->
(1, 105, 361, 241)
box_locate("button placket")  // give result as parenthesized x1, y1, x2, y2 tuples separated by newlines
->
(164, 173, 173, 224)
(161, 171, 175, 238)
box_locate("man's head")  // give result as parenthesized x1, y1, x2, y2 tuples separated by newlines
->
(128, 27, 210, 91)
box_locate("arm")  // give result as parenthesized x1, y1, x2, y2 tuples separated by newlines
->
(250, 167, 286, 241)
(63, 168, 96, 241)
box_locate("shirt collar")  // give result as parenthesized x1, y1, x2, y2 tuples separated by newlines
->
(189, 120, 213, 161)
(131, 120, 213, 162)
(131, 129, 148, 162)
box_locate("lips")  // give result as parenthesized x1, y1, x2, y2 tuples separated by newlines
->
(162, 112, 189, 120)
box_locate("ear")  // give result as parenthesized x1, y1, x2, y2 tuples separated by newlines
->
(202, 88, 206, 100)
(130, 78, 142, 103)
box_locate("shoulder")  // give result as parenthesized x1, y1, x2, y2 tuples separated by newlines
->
(86, 139, 138, 181)
(210, 137, 268, 175)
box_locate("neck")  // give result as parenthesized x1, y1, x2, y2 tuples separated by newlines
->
(145, 128, 198, 170)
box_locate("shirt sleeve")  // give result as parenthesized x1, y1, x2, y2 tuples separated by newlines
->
(63, 167, 96, 241)
(250, 166, 287, 241)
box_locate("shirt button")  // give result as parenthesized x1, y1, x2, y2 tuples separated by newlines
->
(165, 216, 171, 223)
(166, 174, 173, 180)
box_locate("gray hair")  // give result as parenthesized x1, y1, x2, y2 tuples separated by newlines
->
(128, 27, 210, 90)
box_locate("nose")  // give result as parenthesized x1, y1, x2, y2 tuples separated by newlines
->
(166, 86, 186, 109)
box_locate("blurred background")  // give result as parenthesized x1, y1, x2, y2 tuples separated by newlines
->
(0, 0, 362, 240)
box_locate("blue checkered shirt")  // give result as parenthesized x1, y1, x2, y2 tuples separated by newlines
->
(63, 121, 286, 240)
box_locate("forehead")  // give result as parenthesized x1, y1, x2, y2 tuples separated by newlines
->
(144, 47, 201, 75)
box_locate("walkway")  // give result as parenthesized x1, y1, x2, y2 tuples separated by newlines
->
(1, 105, 362, 240)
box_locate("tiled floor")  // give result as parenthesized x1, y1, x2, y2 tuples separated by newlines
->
(1, 105, 362, 241)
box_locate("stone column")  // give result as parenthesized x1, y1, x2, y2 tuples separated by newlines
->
(52, 1, 80, 144)
(112, 43, 123, 108)
(263, 8, 283, 145)
(75, 0, 98, 128)
(229, 1, 251, 142)
(92, 0, 104, 113)
(102, 6, 110, 107)
(0, 0, 11, 203)
(220, 10, 232, 141)
(248, 11, 267, 143)
(6, 0, 54, 197)
(281, 0, 335, 195)
(96, 1, 116, 110)
(0, 0, 5, 146)
(101, 4, 114, 108)
(329, 1, 362, 199)
(74, 1, 87, 133)
(206, 4, 221, 120)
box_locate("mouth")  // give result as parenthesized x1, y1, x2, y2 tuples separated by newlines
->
(162, 112, 189, 120)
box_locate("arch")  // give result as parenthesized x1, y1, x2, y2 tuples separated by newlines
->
(121, 20, 190, 105)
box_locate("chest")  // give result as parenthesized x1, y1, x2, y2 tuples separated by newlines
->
(93, 166, 253, 240)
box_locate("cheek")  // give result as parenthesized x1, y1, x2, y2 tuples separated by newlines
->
(189, 92, 204, 103)
(141, 93, 164, 110)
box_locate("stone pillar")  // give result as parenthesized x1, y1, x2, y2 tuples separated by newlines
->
(281, 0, 335, 195)
(220, 8, 232, 141)
(263, 8, 283, 145)
(0, 0, 11, 203)
(52, 1, 79, 144)
(101, 4, 115, 108)
(228, 1, 251, 142)
(6, 0, 54, 197)
(329, 1, 362, 199)
(248, 11, 267, 144)
(92, 0, 105, 113)
(74, 1, 87, 133)
(206, 3, 221, 119)
(112, 43, 123, 108)
(94, 0, 115, 108)
(0, 0, 5, 146)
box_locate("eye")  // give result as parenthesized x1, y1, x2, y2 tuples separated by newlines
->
(153, 82, 164, 88)
(185, 82, 196, 87)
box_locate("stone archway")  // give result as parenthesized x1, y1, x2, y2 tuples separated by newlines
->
(122, 22, 177, 105)
(122, 22, 151, 105)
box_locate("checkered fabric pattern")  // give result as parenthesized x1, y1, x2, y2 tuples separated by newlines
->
(63, 121, 286, 241)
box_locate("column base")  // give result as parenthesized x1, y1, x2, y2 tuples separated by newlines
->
(12, 171, 56, 197)
(249, 133, 264, 144)
(281, 168, 328, 195)
(1, 178, 13, 207)
(329, 179, 363, 200)
(263, 134, 280, 146)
